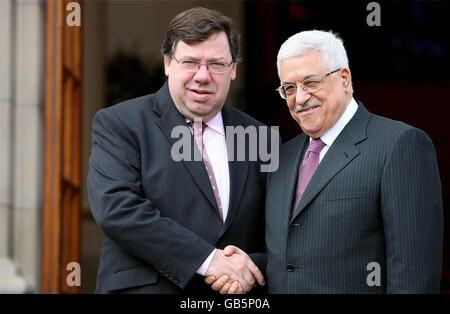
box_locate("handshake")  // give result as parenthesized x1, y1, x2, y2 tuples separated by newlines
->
(204, 245, 265, 294)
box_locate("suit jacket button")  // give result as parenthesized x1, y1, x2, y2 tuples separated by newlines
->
(286, 264, 295, 272)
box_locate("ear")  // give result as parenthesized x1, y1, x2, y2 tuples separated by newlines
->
(341, 68, 352, 92)
(164, 56, 171, 77)
(230, 63, 237, 81)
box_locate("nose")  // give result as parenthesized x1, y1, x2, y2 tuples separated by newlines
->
(193, 64, 212, 83)
(294, 83, 311, 106)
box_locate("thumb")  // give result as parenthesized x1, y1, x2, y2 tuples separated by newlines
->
(223, 245, 240, 256)
(205, 276, 216, 285)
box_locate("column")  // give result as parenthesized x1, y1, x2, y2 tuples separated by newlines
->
(12, 0, 45, 293)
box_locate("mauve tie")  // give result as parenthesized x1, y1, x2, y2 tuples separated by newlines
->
(292, 138, 326, 216)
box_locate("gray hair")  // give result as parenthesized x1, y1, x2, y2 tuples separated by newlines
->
(276, 30, 350, 83)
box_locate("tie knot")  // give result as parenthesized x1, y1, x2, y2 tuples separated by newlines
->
(188, 121, 207, 134)
(308, 138, 326, 154)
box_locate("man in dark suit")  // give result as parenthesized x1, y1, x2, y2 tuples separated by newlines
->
(265, 30, 443, 293)
(87, 7, 271, 294)
(210, 29, 443, 294)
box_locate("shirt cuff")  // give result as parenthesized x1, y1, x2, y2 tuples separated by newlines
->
(196, 249, 217, 276)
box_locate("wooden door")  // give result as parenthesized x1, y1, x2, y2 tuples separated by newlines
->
(42, 0, 82, 294)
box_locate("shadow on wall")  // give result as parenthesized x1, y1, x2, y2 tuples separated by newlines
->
(106, 51, 166, 108)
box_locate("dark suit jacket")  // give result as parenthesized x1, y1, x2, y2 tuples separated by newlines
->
(265, 102, 443, 293)
(88, 82, 270, 293)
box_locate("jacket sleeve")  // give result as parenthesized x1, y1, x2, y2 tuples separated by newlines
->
(381, 127, 443, 293)
(87, 108, 215, 289)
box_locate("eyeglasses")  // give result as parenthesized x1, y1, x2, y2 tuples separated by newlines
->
(276, 69, 341, 99)
(172, 55, 234, 74)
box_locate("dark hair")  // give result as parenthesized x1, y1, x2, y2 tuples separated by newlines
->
(161, 7, 240, 62)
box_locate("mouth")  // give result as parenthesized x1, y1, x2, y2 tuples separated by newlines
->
(190, 88, 213, 94)
(188, 88, 214, 102)
(295, 104, 321, 114)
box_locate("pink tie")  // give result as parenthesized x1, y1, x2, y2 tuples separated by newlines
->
(292, 138, 326, 216)
(190, 121, 224, 223)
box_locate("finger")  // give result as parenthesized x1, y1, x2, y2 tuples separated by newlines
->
(231, 259, 253, 290)
(237, 277, 250, 292)
(228, 281, 241, 294)
(211, 275, 229, 291)
(238, 262, 255, 287)
(223, 245, 240, 256)
(246, 260, 265, 286)
(219, 282, 232, 294)
(229, 274, 249, 293)
(242, 269, 256, 288)
(204, 276, 216, 285)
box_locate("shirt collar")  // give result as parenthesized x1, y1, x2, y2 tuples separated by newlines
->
(185, 110, 225, 136)
(315, 97, 358, 147)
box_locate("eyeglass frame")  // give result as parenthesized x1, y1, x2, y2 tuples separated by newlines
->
(171, 55, 235, 74)
(276, 68, 341, 99)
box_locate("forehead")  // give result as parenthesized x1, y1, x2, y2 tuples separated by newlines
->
(280, 51, 327, 82)
(174, 31, 232, 60)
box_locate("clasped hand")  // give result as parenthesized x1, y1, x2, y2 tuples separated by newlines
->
(204, 245, 265, 294)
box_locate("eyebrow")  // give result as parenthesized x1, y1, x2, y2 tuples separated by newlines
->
(178, 55, 228, 62)
(282, 73, 319, 85)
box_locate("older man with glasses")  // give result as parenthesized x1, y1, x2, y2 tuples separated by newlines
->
(267, 29, 443, 294)
(210, 30, 443, 294)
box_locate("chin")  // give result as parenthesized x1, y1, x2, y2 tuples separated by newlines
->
(301, 127, 319, 138)
(187, 104, 212, 115)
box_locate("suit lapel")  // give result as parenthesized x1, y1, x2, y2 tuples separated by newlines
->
(224, 156, 249, 231)
(153, 82, 219, 212)
(219, 106, 250, 234)
(283, 135, 309, 227)
(291, 103, 371, 222)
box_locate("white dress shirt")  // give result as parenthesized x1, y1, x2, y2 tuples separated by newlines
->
(313, 97, 358, 162)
